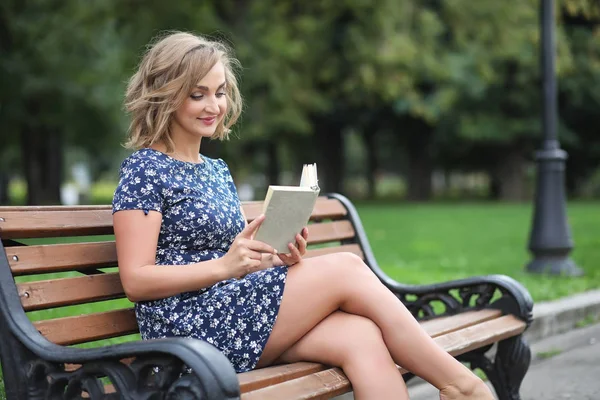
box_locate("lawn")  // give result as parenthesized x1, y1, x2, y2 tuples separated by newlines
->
(358, 201, 600, 302)
(1, 201, 599, 397)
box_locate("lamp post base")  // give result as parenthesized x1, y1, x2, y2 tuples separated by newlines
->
(525, 255, 584, 276)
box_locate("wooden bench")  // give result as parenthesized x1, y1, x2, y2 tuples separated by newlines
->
(0, 193, 533, 400)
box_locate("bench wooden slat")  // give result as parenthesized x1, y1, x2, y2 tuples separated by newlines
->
(243, 367, 349, 400)
(19, 273, 125, 311)
(33, 308, 138, 346)
(0, 216, 354, 244)
(418, 308, 502, 337)
(239, 362, 327, 393)
(0, 198, 347, 240)
(8, 241, 362, 276)
(238, 309, 501, 393)
(0, 210, 114, 239)
(435, 314, 526, 355)
(306, 221, 354, 245)
(0, 199, 347, 217)
(0, 206, 112, 212)
(8, 241, 117, 275)
(241, 315, 526, 399)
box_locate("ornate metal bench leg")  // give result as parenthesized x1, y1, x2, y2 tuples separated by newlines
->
(491, 335, 531, 400)
(463, 335, 531, 400)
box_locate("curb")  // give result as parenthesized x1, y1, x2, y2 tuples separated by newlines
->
(524, 289, 600, 343)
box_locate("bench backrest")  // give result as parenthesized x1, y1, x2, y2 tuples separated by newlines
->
(0, 196, 367, 348)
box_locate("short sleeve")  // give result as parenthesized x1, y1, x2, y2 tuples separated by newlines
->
(112, 157, 164, 215)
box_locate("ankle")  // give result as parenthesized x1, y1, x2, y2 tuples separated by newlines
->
(441, 374, 487, 397)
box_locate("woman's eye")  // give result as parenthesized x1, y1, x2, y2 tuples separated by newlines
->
(216, 92, 226, 98)
(191, 94, 203, 100)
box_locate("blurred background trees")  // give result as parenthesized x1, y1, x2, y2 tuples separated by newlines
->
(1, 0, 599, 205)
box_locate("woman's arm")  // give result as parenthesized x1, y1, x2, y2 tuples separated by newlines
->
(113, 210, 230, 302)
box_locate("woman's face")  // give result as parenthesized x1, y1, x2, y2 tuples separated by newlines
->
(172, 61, 228, 139)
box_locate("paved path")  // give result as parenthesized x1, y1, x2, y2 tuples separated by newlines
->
(336, 322, 600, 399)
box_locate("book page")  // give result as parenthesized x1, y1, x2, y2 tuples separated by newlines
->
(255, 187, 319, 253)
(300, 164, 308, 187)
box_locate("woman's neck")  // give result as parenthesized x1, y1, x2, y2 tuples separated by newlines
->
(151, 138, 203, 164)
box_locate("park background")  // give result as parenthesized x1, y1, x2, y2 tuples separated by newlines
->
(1, 0, 600, 325)
(1, 1, 600, 397)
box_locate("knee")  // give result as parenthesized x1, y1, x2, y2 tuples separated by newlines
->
(326, 252, 371, 275)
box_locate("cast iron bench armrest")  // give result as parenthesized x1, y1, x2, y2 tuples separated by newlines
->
(383, 274, 534, 324)
(0, 254, 240, 400)
(28, 338, 239, 399)
(4, 324, 240, 399)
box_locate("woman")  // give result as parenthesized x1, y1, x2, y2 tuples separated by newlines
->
(112, 31, 495, 400)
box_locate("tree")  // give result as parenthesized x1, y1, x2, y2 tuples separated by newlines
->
(560, 1, 600, 195)
(1, 0, 125, 204)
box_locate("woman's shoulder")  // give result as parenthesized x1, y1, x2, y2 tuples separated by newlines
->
(202, 156, 229, 170)
(113, 149, 167, 213)
(119, 148, 172, 174)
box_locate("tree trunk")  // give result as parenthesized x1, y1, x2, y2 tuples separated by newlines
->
(488, 168, 501, 200)
(363, 131, 378, 199)
(0, 173, 9, 205)
(494, 147, 526, 201)
(315, 119, 344, 194)
(22, 127, 63, 205)
(405, 124, 433, 202)
(266, 140, 280, 185)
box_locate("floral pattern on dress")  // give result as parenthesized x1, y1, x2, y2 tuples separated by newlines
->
(112, 148, 288, 373)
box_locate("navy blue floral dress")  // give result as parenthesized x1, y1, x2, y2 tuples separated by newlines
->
(112, 148, 288, 373)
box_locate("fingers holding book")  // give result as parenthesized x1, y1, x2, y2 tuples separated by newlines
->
(222, 214, 279, 279)
(277, 227, 308, 267)
(297, 227, 308, 255)
(239, 214, 267, 240)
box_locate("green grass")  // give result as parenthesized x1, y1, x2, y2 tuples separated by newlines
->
(537, 349, 563, 359)
(357, 201, 600, 302)
(575, 314, 600, 328)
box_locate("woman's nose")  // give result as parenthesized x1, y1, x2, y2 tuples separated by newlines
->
(204, 97, 219, 113)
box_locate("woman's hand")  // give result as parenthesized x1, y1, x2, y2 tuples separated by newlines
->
(277, 227, 308, 267)
(220, 215, 277, 280)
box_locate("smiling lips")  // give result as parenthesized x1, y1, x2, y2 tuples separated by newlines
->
(199, 116, 216, 126)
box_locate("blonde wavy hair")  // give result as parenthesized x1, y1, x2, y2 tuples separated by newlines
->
(124, 31, 242, 151)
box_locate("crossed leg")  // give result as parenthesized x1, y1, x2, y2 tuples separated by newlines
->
(257, 253, 494, 399)
(276, 310, 409, 399)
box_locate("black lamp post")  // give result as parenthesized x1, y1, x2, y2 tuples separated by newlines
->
(525, 0, 583, 276)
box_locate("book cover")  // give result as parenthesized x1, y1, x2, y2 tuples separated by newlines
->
(254, 164, 320, 253)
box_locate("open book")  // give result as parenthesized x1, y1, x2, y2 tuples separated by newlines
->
(254, 164, 320, 253)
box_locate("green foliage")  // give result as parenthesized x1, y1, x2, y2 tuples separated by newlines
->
(2, 0, 600, 200)
(1, 1, 124, 143)
(0, 368, 4, 400)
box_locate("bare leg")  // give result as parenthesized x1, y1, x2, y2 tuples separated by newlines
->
(276, 310, 408, 400)
(258, 253, 494, 399)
